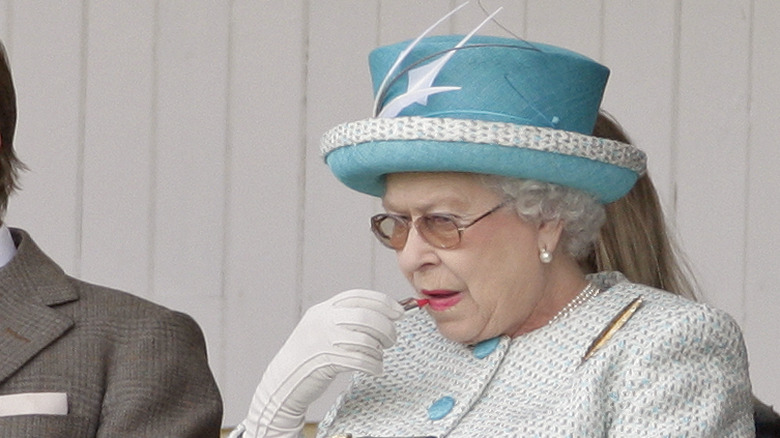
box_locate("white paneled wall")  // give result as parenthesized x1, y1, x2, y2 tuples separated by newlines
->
(1, 1, 778, 427)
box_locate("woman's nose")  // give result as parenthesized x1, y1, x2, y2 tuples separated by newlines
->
(396, 225, 439, 273)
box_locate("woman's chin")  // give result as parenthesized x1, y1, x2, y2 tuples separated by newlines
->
(433, 320, 480, 345)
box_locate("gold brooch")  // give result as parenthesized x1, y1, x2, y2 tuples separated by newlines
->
(580, 296, 643, 366)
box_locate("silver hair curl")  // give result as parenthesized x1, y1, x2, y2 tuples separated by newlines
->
(481, 175, 605, 259)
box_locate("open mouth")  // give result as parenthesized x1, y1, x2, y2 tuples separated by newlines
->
(422, 290, 462, 311)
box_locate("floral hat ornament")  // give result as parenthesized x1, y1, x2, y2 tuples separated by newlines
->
(321, 2, 646, 203)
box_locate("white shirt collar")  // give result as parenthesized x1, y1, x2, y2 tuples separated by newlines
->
(0, 225, 17, 269)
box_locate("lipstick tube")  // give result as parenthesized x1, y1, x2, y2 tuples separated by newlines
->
(398, 297, 429, 311)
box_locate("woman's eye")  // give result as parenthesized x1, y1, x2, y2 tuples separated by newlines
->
(425, 215, 457, 228)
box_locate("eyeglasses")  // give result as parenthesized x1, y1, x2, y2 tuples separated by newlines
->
(370, 200, 510, 250)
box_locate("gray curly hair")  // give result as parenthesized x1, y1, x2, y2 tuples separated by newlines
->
(481, 175, 605, 260)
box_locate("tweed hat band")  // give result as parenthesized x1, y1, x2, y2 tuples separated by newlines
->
(322, 117, 646, 174)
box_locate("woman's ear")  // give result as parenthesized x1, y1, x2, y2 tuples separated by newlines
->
(538, 219, 564, 255)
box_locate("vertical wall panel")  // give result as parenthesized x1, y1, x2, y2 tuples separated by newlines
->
(675, 0, 750, 316)
(450, 0, 526, 36)
(153, 2, 229, 300)
(745, 0, 780, 410)
(525, 0, 602, 59)
(223, 0, 308, 426)
(601, 2, 678, 208)
(4, 2, 84, 273)
(379, 0, 451, 43)
(303, 0, 379, 308)
(80, 1, 155, 298)
(0, 1, 9, 43)
(152, 0, 230, 398)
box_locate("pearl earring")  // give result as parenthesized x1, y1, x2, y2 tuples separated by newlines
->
(539, 248, 553, 264)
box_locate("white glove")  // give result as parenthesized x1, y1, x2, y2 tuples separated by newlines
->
(235, 289, 404, 438)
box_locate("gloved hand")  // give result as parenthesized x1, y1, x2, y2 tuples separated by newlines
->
(235, 289, 404, 438)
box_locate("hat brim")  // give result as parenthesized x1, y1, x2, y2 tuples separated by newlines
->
(326, 140, 638, 203)
(321, 117, 645, 203)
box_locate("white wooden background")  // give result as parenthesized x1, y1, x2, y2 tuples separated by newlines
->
(1, 1, 777, 427)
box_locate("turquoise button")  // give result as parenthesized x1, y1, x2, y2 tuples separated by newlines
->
(473, 337, 500, 359)
(428, 396, 455, 420)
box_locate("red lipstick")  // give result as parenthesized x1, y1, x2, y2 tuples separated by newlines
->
(399, 297, 430, 311)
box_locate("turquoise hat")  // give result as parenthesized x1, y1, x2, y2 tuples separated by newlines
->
(321, 34, 646, 203)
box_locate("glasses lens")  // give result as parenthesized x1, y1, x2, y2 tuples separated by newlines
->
(419, 215, 460, 249)
(371, 215, 409, 250)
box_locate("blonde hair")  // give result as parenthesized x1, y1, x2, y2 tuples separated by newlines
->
(583, 112, 697, 299)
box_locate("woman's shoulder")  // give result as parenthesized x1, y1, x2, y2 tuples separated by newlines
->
(586, 273, 753, 435)
(590, 271, 737, 323)
(587, 271, 746, 358)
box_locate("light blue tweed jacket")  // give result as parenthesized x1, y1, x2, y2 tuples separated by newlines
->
(317, 272, 754, 437)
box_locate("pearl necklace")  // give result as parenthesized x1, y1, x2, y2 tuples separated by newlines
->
(548, 282, 601, 325)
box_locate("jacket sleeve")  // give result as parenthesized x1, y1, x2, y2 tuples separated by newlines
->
(97, 309, 223, 437)
(608, 304, 754, 437)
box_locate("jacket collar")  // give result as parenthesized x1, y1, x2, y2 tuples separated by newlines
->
(0, 228, 78, 306)
(0, 225, 16, 268)
(0, 228, 77, 384)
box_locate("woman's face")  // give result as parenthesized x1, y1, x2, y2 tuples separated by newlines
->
(383, 172, 557, 344)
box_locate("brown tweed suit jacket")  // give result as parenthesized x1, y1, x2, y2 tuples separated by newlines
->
(0, 228, 223, 437)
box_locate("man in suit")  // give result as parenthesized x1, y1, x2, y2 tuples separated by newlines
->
(0, 42, 222, 436)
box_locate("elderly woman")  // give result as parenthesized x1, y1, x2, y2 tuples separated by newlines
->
(232, 18, 754, 438)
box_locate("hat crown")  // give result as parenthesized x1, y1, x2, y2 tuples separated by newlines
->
(322, 33, 646, 203)
(369, 35, 609, 135)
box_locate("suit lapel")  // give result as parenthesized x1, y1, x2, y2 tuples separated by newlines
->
(0, 229, 77, 385)
(0, 294, 73, 384)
